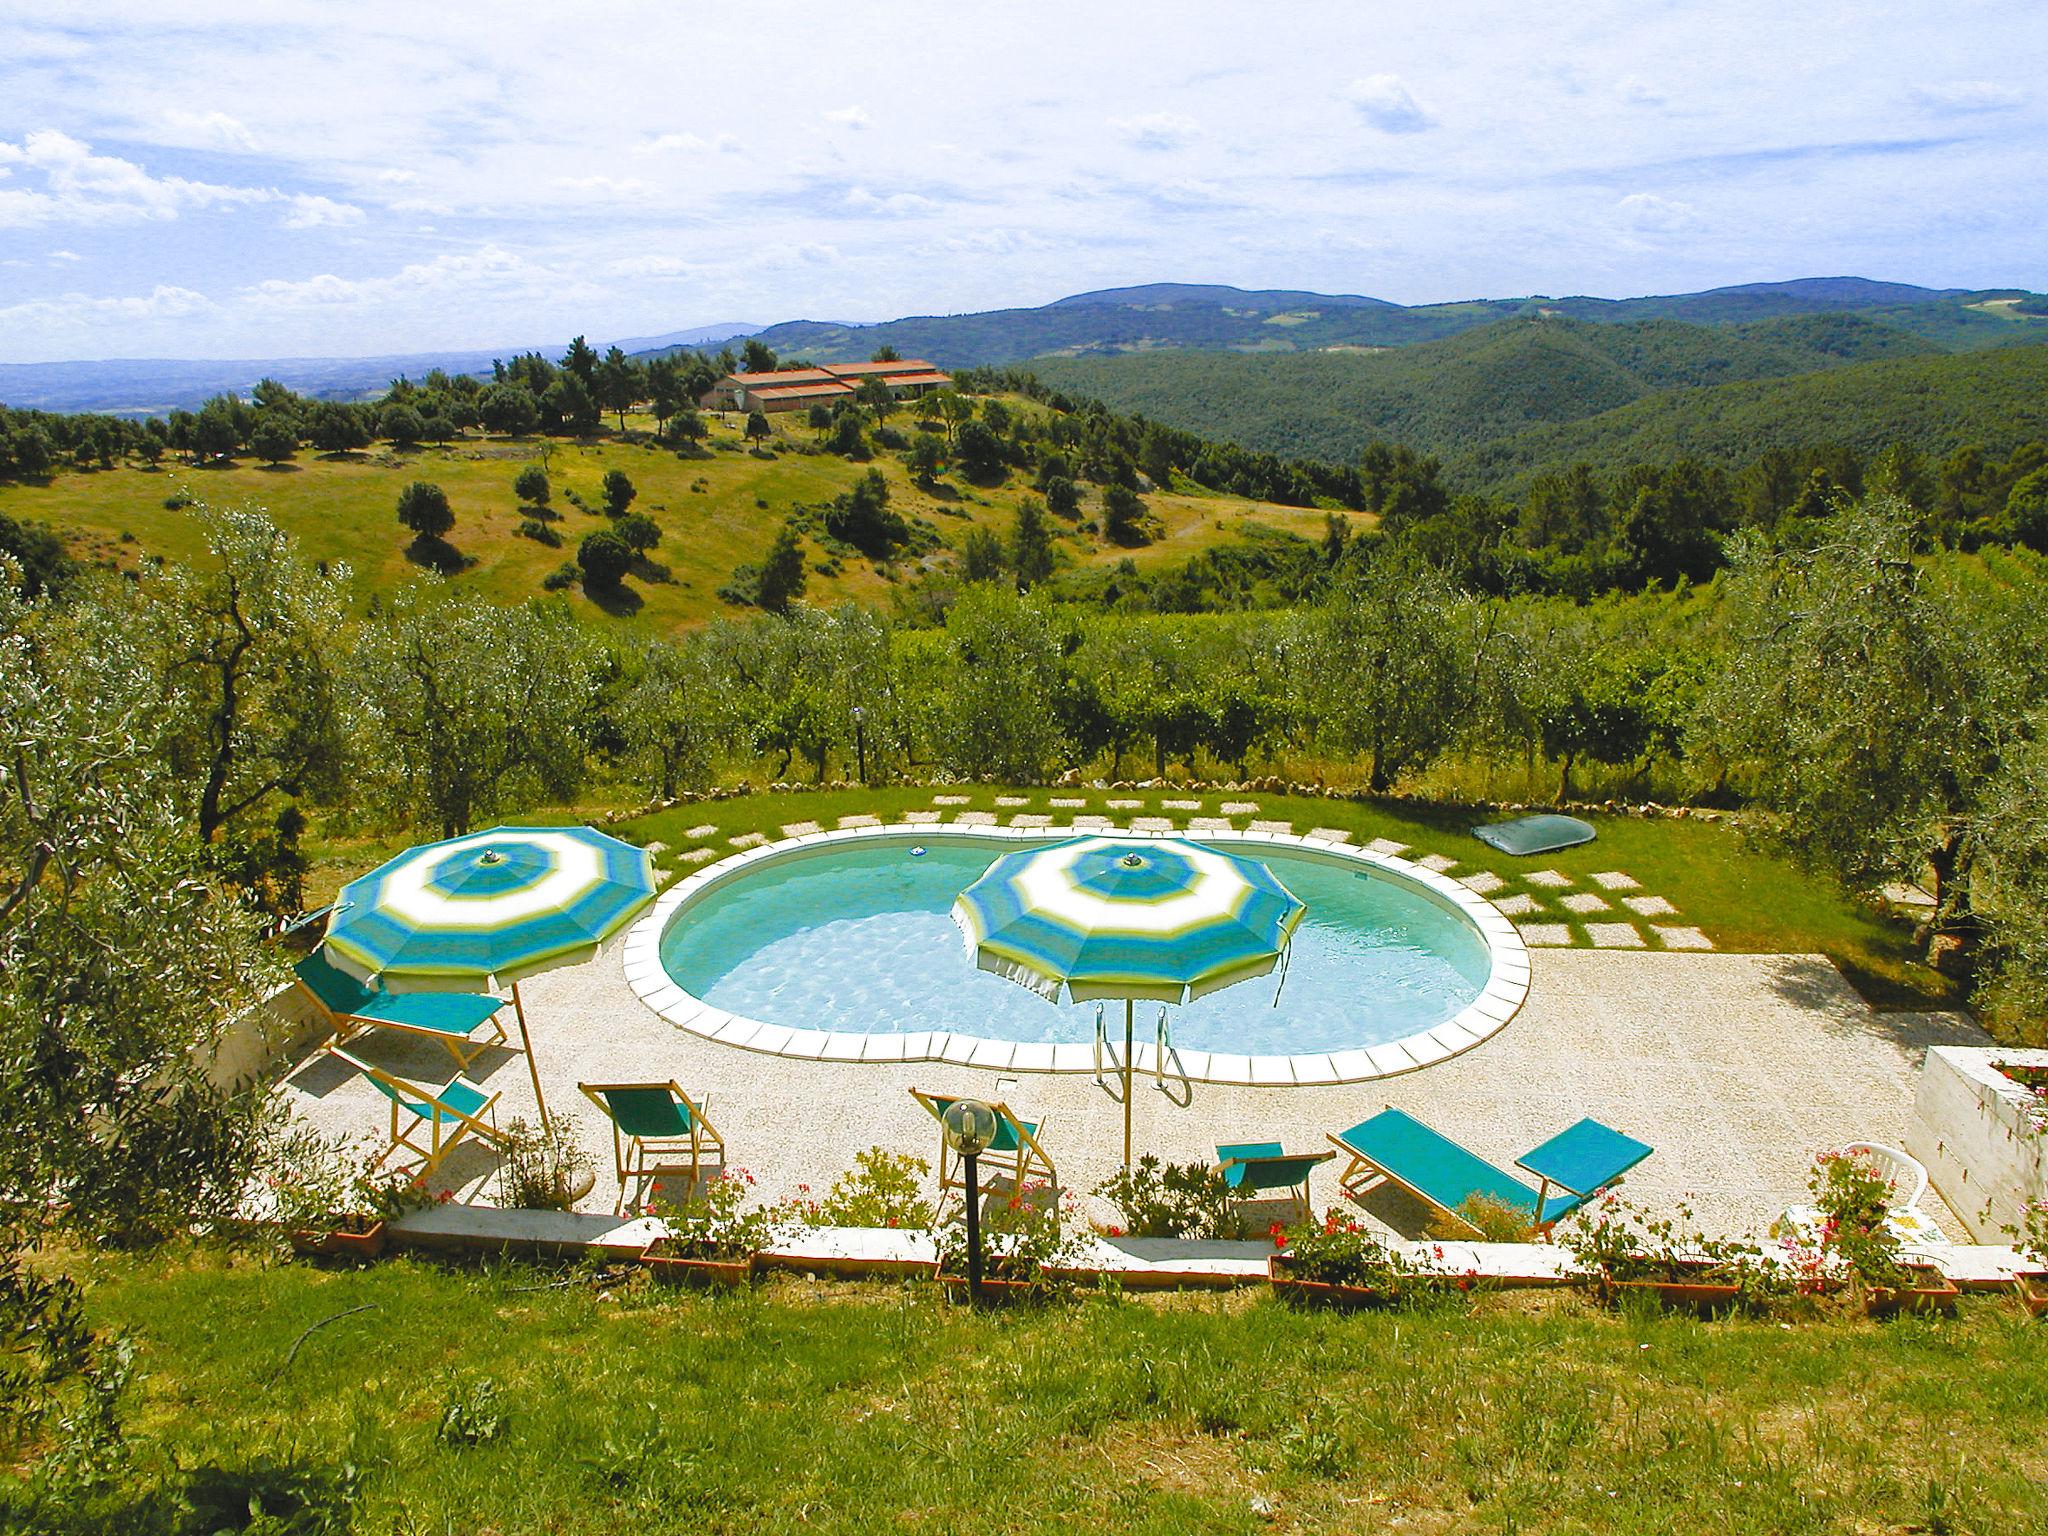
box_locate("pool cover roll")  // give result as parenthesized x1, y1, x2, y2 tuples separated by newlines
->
(1472, 814, 1596, 857)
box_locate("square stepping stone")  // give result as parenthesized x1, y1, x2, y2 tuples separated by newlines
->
(933, 794, 970, 805)
(837, 813, 880, 829)
(1417, 853, 1457, 873)
(1107, 798, 1143, 809)
(642, 840, 668, 856)
(1652, 925, 1713, 950)
(1560, 892, 1611, 914)
(901, 810, 942, 824)
(1585, 922, 1646, 949)
(995, 795, 1030, 807)
(1525, 869, 1573, 888)
(1366, 838, 1409, 856)
(780, 820, 822, 838)
(1050, 797, 1087, 808)
(1493, 892, 1541, 916)
(1071, 815, 1113, 830)
(1250, 819, 1294, 834)
(685, 823, 718, 840)
(1010, 813, 1052, 827)
(1591, 871, 1641, 891)
(679, 847, 717, 865)
(1517, 923, 1572, 947)
(1162, 798, 1202, 810)
(1622, 894, 1677, 917)
(1458, 871, 1506, 895)
(1131, 816, 1173, 832)
(1306, 827, 1353, 844)
(1186, 816, 1230, 832)
(728, 832, 767, 848)
(951, 811, 997, 826)
(1220, 801, 1259, 815)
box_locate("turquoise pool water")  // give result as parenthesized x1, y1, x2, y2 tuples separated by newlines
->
(657, 839, 1492, 1055)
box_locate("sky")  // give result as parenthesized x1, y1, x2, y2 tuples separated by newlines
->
(0, 1, 2042, 362)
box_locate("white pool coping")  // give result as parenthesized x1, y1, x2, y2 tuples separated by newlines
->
(620, 823, 1531, 1088)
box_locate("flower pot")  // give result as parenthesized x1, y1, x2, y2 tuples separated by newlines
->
(638, 1242, 758, 1287)
(1863, 1264, 1960, 1318)
(938, 1273, 1042, 1305)
(1267, 1254, 1401, 1309)
(289, 1221, 386, 1262)
(1600, 1261, 1746, 1315)
(2013, 1271, 2048, 1318)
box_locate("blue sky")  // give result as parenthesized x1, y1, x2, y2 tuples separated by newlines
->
(0, 1, 2041, 362)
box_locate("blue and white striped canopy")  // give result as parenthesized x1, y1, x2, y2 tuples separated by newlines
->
(951, 836, 1306, 1004)
(324, 825, 655, 992)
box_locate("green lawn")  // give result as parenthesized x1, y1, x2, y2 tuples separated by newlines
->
(45, 1246, 2048, 1534)
(0, 407, 1336, 633)
(617, 787, 1952, 1008)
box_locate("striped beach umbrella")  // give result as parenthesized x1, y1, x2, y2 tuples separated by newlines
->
(953, 836, 1305, 1163)
(324, 825, 656, 1125)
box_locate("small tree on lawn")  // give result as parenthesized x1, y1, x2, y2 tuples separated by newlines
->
(757, 525, 807, 614)
(577, 527, 633, 591)
(1011, 497, 1055, 590)
(602, 468, 637, 517)
(249, 415, 297, 466)
(1102, 483, 1148, 545)
(514, 464, 550, 510)
(615, 512, 661, 556)
(745, 410, 773, 447)
(396, 480, 454, 544)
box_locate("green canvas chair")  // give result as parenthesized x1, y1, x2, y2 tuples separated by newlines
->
(328, 1045, 506, 1181)
(909, 1088, 1057, 1195)
(294, 948, 510, 1071)
(579, 1081, 726, 1214)
(1215, 1142, 1334, 1228)
(1329, 1108, 1651, 1235)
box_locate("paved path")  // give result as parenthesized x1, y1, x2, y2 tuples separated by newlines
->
(281, 949, 1984, 1240)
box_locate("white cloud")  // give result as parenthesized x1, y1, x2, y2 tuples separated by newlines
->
(1912, 80, 2024, 114)
(1150, 177, 1227, 206)
(0, 283, 216, 331)
(1617, 75, 1665, 108)
(1346, 75, 1435, 134)
(823, 105, 871, 130)
(48, 247, 81, 262)
(0, 130, 273, 227)
(636, 132, 708, 153)
(157, 108, 259, 151)
(844, 187, 942, 216)
(282, 194, 364, 229)
(1614, 192, 1697, 234)
(604, 253, 702, 278)
(1110, 112, 1199, 151)
(375, 168, 420, 185)
(550, 175, 653, 197)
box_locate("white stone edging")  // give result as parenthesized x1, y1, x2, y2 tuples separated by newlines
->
(620, 822, 1530, 1087)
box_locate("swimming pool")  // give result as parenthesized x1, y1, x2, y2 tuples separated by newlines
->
(621, 827, 1529, 1086)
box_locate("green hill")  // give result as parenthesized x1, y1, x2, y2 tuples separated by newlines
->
(1028, 314, 1952, 466)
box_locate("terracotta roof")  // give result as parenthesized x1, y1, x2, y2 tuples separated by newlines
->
(748, 381, 856, 401)
(725, 368, 837, 388)
(880, 371, 952, 388)
(820, 359, 939, 377)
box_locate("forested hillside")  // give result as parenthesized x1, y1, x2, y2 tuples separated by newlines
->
(1031, 328, 2048, 489)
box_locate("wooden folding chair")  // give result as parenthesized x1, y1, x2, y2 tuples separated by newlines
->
(329, 1045, 506, 1181)
(579, 1081, 726, 1214)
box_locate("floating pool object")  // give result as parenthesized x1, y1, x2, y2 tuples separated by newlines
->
(910, 846, 927, 857)
(1472, 814, 1597, 857)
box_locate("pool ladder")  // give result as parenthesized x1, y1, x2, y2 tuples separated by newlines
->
(1093, 1003, 1192, 1105)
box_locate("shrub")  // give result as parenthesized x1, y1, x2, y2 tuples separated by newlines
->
(1425, 1192, 1538, 1243)
(395, 480, 453, 541)
(601, 468, 636, 517)
(513, 464, 550, 507)
(515, 517, 560, 547)
(1271, 1210, 1419, 1290)
(652, 1170, 777, 1259)
(1094, 1155, 1235, 1238)
(541, 561, 578, 591)
(1809, 1148, 1911, 1289)
(493, 1115, 594, 1211)
(934, 1181, 1089, 1284)
(779, 1148, 933, 1230)
(576, 528, 633, 590)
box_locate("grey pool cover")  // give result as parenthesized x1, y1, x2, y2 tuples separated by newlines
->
(1472, 814, 1597, 857)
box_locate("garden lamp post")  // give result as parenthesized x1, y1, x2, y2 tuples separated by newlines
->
(851, 705, 867, 785)
(941, 1098, 998, 1305)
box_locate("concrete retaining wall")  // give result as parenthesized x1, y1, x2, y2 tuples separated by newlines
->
(200, 982, 330, 1094)
(1907, 1046, 2048, 1241)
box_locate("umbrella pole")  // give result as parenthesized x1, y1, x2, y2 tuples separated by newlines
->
(511, 983, 551, 1131)
(1122, 998, 1134, 1169)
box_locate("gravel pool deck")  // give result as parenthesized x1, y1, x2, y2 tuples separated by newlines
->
(279, 949, 1986, 1240)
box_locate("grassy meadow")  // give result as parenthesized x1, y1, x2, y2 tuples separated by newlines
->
(53, 1245, 2048, 1535)
(0, 404, 1342, 632)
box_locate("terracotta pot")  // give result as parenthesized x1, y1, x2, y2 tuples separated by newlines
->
(1600, 1261, 1747, 1315)
(2013, 1271, 2048, 1318)
(1863, 1264, 1960, 1317)
(289, 1221, 386, 1262)
(638, 1242, 758, 1287)
(938, 1273, 1042, 1305)
(1267, 1254, 1403, 1309)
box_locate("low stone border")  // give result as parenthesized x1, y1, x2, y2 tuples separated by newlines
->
(619, 823, 1531, 1088)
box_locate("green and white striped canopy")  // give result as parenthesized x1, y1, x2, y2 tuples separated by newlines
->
(951, 836, 1306, 1004)
(323, 825, 655, 992)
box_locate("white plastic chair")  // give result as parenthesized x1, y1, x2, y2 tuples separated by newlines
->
(1770, 1141, 1945, 1247)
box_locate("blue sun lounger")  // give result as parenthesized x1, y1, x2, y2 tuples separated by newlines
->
(294, 947, 510, 1071)
(1215, 1142, 1335, 1226)
(1329, 1109, 1651, 1234)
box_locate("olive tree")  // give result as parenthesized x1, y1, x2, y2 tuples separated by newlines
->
(621, 637, 725, 800)
(934, 586, 1064, 781)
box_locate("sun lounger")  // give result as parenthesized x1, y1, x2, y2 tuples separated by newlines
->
(294, 948, 509, 1071)
(579, 1081, 726, 1214)
(329, 1045, 505, 1181)
(1329, 1108, 1651, 1234)
(909, 1088, 1056, 1194)
(1215, 1142, 1334, 1227)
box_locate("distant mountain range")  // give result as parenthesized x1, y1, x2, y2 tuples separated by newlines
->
(6, 278, 2044, 416)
